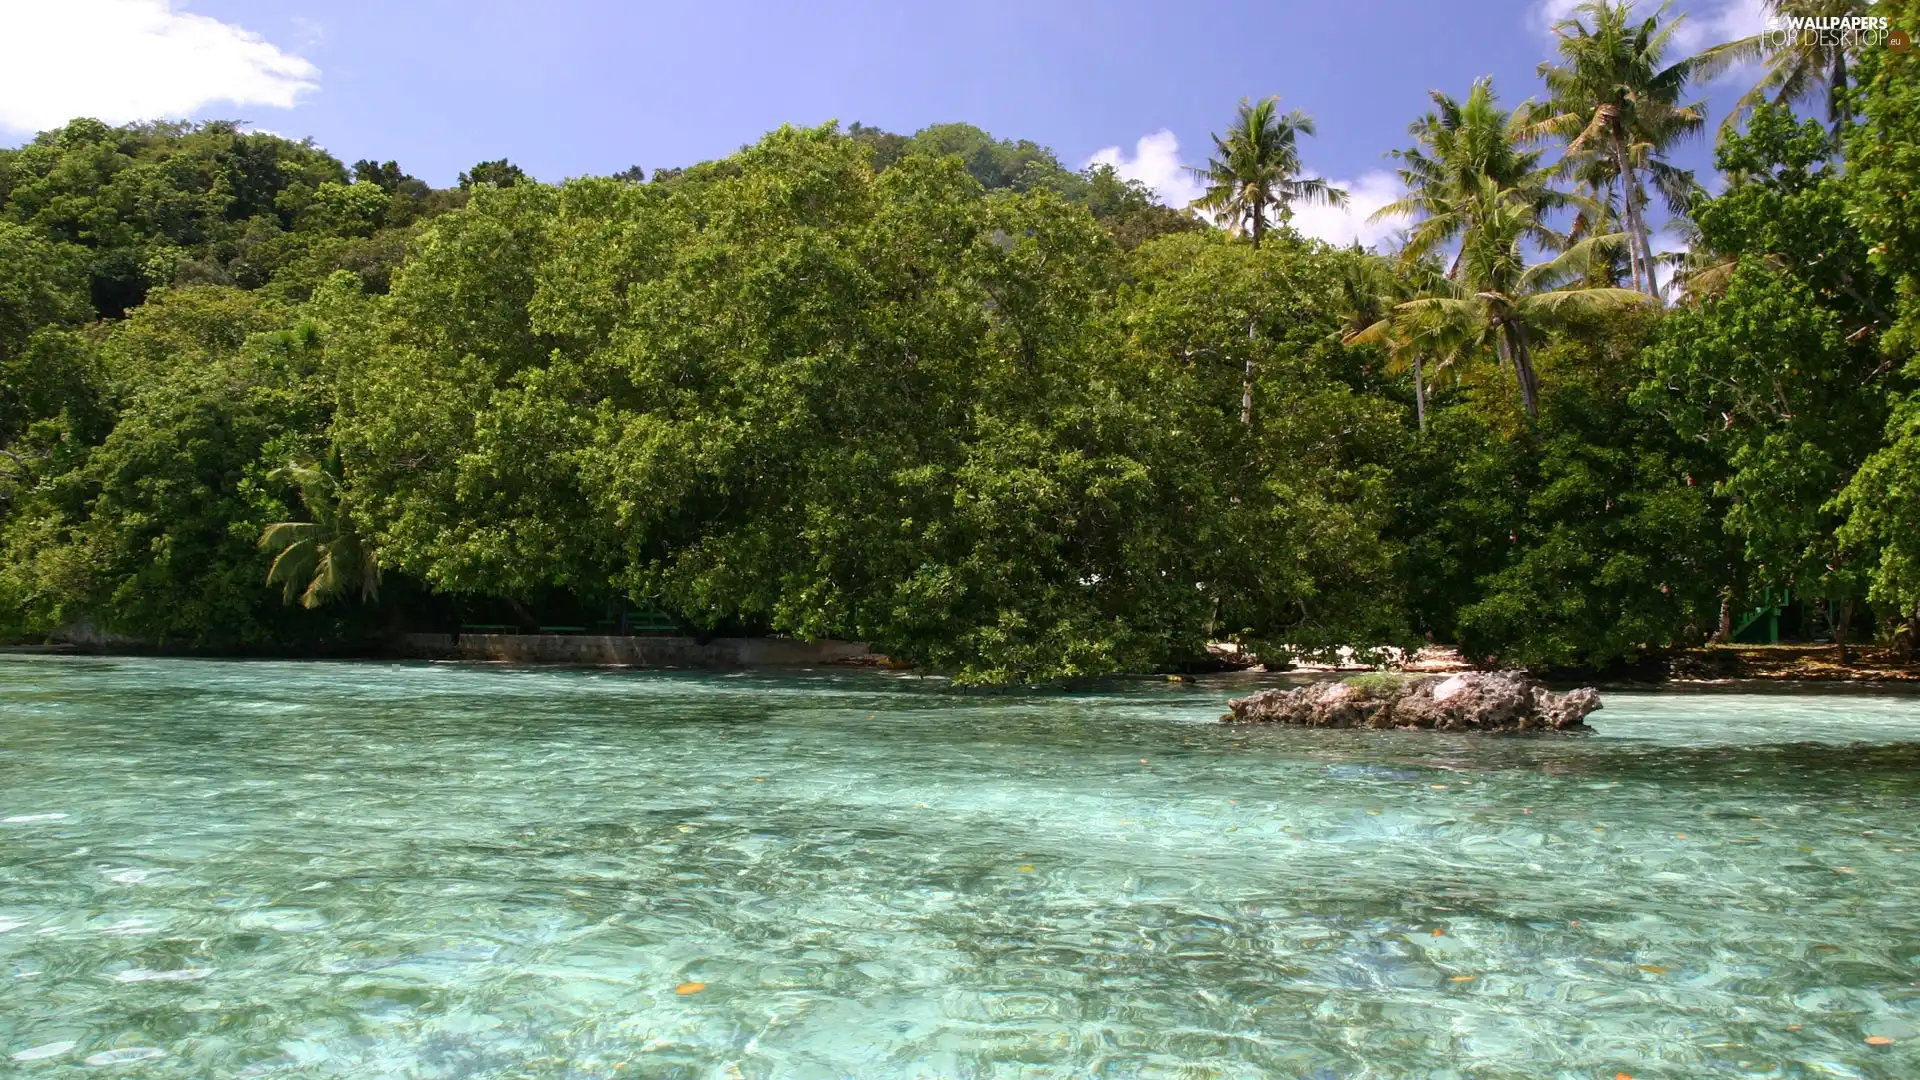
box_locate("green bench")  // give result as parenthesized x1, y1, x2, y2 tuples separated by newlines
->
(598, 601, 681, 634)
(627, 610, 680, 632)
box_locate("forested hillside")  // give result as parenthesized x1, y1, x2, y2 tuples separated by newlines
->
(3, 1, 1917, 683)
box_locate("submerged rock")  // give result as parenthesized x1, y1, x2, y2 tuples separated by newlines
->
(1222, 671, 1600, 732)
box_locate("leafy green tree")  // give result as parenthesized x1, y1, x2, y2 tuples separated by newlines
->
(1451, 376, 1729, 667)
(1832, 3, 1920, 647)
(1638, 263, 1884, 657)
(1841, 0, 1920, 358)
(1077, 163, 1203, 250)
(1389, 306, 1729, 670)
(298, 181, 392, 238)
(1188, 97, 1347, 248)
(95, 284, 290, 392)
(904, 122, 1077, 193)
(1, 223, 98, 467)
(349, 159, 445, 227)
(330, 124, 1412, 679)
(1642, 103, 1896, 659)
(1120, 233, 1415, 661)
(331, 180, 589, 600)
(458, 159, 528, 189)
(0, 120, 348, 314)
(846, 122, 912, 171)
(350, 159, 407, 190)
(1678, 105, 1889, 328)
(0, 311, 332, 645)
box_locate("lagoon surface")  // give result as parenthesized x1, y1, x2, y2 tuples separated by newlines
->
(3, 658, 1920, 1078)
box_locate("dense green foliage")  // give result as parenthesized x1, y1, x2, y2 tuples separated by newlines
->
(3, 1, 1917, 678)
(1833, 0, 1920, 645)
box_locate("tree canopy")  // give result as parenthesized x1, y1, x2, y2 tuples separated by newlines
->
(3, 1, 1917, 677)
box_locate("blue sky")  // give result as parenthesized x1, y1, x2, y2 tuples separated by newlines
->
(0, 0, 1771, 248)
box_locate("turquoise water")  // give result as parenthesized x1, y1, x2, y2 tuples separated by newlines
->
(3, 658, 1919, 1078)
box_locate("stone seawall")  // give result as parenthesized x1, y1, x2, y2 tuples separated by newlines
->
(400, 633, 874, 668)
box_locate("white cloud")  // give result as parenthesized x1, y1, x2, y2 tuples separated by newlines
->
(1528, 0, 1585, 37)
(1651, 226, 1692, 297)
(1085, 130, 1207, 209)
(0, 0, 318, 134)
(1673, 0, 1769, 53)
(1288, 170, 1408, 252)
(1086, 132, 1407, 252)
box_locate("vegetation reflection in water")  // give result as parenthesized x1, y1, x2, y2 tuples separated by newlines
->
(3, 658, 1919, 1078)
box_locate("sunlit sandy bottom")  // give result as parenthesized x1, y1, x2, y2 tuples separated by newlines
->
(3, 657, 1919, 1078)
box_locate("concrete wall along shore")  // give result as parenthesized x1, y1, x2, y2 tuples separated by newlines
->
(402, 633, 875, 668)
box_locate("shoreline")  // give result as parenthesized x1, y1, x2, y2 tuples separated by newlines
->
(7, 640, 1919, 690)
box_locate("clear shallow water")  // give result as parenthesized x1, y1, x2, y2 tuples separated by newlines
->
(2, 659, 1919, 1079)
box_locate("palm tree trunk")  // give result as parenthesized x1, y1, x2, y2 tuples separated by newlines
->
(1828, 51, 1851, 151)
(1610, 128, 1655, 296)
(1507, 320, 1541, 420)
(1629, 186, 1656, 294)
(1413, 354, 1427, 432)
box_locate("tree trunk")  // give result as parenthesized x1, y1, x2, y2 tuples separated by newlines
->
(1713, 589, 1733, 644)
(1835, 597, 1854, 666)
(1828, 51, 1851, 146)
(506, 597, 541, 632)
(1507, 320, 1540, 420)
(1610, 128, 1655, 297)
(1241, 319, 1255, 425)
(1413, 354, 1427, 432)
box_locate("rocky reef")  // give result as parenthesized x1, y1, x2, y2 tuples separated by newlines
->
(1222, 671, 1600, 732)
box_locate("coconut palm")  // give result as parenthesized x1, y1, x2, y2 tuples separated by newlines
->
(1697, 0, 1871, 143)
(1562, 154, 1637, 288)
(1333, 252, 1460, 431)
(1530, 0, 1706, 297)
(1187, 97, 1348, 249)
(1356, 181, 1652, 419)
(259, 450, 381, 609)
(1562, 125, 1704, 297)
(1372, 78, 1568, 275)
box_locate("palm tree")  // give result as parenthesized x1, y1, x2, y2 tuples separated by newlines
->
(1357, 182, 1652, 420)
(1530, 0, 1706, 297)
(1372, 78, 1568, 275)
(1698, 0, 1870, 144)
(1334, 252, 1459, 431)
(1563, 154, 1636, 288)
(259, 450, 381, 609)
(1187, 96, 1348, 425)
(1188, 97, 1348, 249)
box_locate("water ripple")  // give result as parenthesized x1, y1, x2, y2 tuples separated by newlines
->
(2, 657, 1919, 1077)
